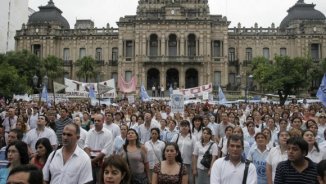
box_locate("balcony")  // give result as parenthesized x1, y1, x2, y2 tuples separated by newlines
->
(96, 60, 105, 66)
(63, 60, 73, 67)
(243, 60, 252, 66)
(143, 56, 204, 64)
(108, 60, 118, 66)
(228, 59, 239, 66)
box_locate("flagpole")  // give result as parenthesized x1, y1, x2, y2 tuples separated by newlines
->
(53, 80, 56, 106)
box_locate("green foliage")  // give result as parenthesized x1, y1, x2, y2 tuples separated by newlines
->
(41, 55, 65, 79)
(251, 56, 314, 104)
(76, 56, 98, 82)
(0, 63, 30, 98)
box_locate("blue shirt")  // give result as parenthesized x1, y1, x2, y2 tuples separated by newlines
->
(0, 147, 8, 169)
(0, 168, 9, 184)
(247, 147, 270, 184)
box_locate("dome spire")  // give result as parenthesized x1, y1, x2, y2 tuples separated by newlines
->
(297, 0, 304, 4)
(48, 0, 54, 6)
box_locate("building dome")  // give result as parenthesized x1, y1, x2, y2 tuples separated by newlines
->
(280, 0, 325, 29)
(28, 0, 70, 29)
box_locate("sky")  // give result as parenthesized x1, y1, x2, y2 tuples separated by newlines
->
(28, 0, 326, 29)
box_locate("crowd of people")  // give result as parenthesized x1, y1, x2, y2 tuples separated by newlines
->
(0, 98, 326, 184)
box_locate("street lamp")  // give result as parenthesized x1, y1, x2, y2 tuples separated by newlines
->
(33, 74, 49, 105)
(236, 74, 253, 103)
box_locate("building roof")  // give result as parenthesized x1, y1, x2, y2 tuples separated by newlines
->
(28, 0, 70, 29)
(280, 0, 325, 29)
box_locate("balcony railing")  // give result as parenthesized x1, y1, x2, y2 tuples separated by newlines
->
(243, 60, 252, 66)
(96, 60, 105, 66)
(108, 60, 118, 66)
(228, 59, 239, 66)
(144, 56, 204, 64)
(63, 60, 73, 67)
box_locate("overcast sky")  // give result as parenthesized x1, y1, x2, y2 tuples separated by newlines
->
(29, 0, 326, 29)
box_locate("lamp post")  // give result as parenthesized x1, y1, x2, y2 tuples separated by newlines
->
(32, 75, 49, 105)
(236, 74, 253, 103)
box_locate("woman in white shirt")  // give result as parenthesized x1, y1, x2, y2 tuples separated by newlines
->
(171, 120, 195, 184)
(191, 115, 204, 142)
(218, 126, 234, 157)
(193, 127, 218, 184)
(302, 130, 326, 163)
(266, 130, 289, 184)
(145, 128, 165, 179)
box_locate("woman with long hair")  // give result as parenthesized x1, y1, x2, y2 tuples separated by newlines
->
(144, 128, 165, 179)
(0, 141, 29, 183)
(171, 120, 195, 184)
(30, 138, 53, 169)
(100, 155, 131, 184)
(123, 129, 150, 184)
(152, 143, 188, 184)
(192, 128, 217, 184)
(266, 131, 290, 184)
(302, 130, 326, 163)
(191, 115, 204, 142)
(218, 126, 234, 157)
(113, 124, 128, 155)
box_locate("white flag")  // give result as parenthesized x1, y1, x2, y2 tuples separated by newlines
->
(53, 81, 68, 93)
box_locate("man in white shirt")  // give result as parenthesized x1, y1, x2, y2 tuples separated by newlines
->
(139, 111, 160, 144)
(104, 112, 121, 138)
(2, 107, 17, 142)
(84, 113, 113, 184)
(43, 123, 92, 184)
(210, 134, 257, 184)
(24, 115, 57, 154)
(27, 106, 39, 129)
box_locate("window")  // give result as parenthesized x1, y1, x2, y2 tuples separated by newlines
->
(63, 48, 70, 60)
(126, 41, 133, 58)
(228, 47, 236, 62)
(95, 48, 102, 61)
(245, 48, 252, 61)
(79, 48, 86, 59)
(280, 48, 287, 56)
(212, 41, 221, 57)
(311, 44, 320, 61)
(168, 34, 177, 56)
(125, 71, 132, 82)
(149, 34, 158, 56)
(112, 47, 118, 61)
(32, 44, 41, 57)
(214, 71, 221, 86)
(188, 34, 196, 56)
(263, 48, 270, 59)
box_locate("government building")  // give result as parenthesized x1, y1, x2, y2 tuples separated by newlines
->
(15, 0, 326, 93)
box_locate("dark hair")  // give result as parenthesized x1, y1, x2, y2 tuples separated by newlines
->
(162, 143, 183, 163)
(38, 115, 49, 124)
(8, 164, 43, 184)
(302, 130, 320, 152)
(123, 129, 141, 151)
(262, 128, 272, 141)
(9, 129, 23, 141)
(201, 127, 212, 144)
(317, 160, 326, 178)
(35, 138, 53, 161)
(278, 130, 290, 138)
(179, 120, 192, 139)
(255, 132, 267, 140)
(6, 140, 29, 166)
(287, 136, 309, 156)
(151, 127, 161, 140)
(227, 134, 244, 149)
(305, 119, 317, 130)
(192, 115, 203, 133)
(100, 155, 130, 184)
(225, 125, 234, 133)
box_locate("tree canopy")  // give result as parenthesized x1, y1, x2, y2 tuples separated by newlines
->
(251, 56, 326, 105)
(76, 56, 99, 82)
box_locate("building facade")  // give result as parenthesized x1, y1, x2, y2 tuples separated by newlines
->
(15, 0, 326, 91)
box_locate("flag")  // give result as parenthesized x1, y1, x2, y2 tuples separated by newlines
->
(41, 86, 51, 106)
(89, 84, 96, 99)
(169, 84, 173, 96)
(118, 75, 137, 93)
(317, 74, 326, 107)
(140, 84, 150, 102)
(218, 86, 227, 104)
(53, 81, 68, 93)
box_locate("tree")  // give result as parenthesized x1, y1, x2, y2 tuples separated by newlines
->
(251, 56, 313, 105)
(75, 56, 98, 82)
(41, 55, 65, 91)
(0, 63, 30, 99)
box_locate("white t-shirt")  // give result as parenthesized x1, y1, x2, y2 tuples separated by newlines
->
(23, 127, 58, 153)
(193, 141, 218, 170)
(266, 146, 288, 182)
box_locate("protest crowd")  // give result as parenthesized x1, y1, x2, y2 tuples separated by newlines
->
(0, 97, 326, 184)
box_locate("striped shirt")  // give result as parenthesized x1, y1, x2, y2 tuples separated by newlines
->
(55, 117, 72, 145)
(274, 158, 318, 184)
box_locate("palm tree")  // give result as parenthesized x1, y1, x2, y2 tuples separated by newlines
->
(75, 56, 98, 82)
(41, 55, 65, 91)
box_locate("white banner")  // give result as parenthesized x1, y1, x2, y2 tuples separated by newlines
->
(127, 95, 135, 104)
(173, 83, 213, 98)
(64, 78, 116, 98)
(171, 94, 184, 114)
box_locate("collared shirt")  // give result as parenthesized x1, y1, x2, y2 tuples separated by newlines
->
(138, 121, 160, 144)
(306, 146, 326, 163)
(43, 146, 93, 184)
(23, 127, 58, 153)
(171, 133, 195, 164)
(113, 135, 125, 154)
(163, 129, 178, 143)
(274, 158, 318, 184)
(28, 113, 38, 129)
(193, 141, 218, 170)
(210, 156, 257, 184)
(144, 140, 165, 169)
(266, 146, 288, 182)
(85, 127, 113, 156)
(2, 116, 17, 132)
(103, 122, 121, 138)
(77, 127, 87, 149)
